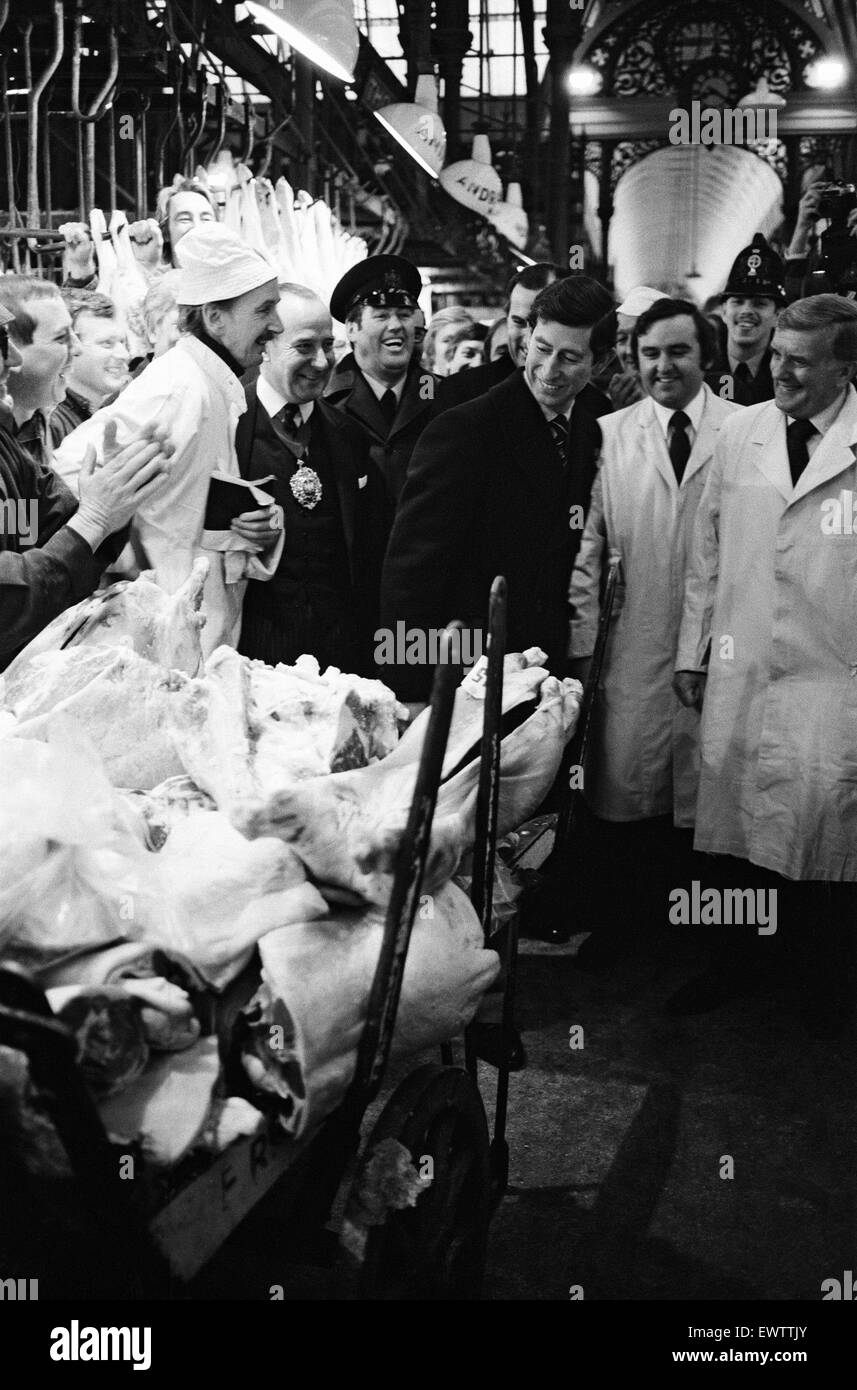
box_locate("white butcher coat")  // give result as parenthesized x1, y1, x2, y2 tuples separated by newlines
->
(676, 385, 857, 881)
(52, 336, 282, 655)
(569, 384, 739, 825)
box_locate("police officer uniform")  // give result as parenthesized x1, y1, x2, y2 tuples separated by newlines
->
(706, 235, 785, 407)
(325, 256, 437, 503)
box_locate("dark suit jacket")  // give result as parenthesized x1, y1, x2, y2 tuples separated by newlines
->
(235, 386, 391, 668)
(705, 341, 775, 406)
(323, 353, 437, 502)
(0, 419, 126, 668)
(434, 352, 516, 411)
(380, 369, 605, 701)
(436, 351, 613, 422)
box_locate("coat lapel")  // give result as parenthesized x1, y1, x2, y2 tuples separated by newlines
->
(749, 403, 793, 503)
(501, 373, 567, 511)
(790, 385, 857, 504)
(682, 385, 728, 485)
(638, 399, 678, 493)
(389, 363, 433, 439)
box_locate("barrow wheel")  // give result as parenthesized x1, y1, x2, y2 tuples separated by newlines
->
(338, 1063, 491, 1300)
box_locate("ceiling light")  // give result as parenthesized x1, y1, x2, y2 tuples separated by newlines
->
(805, 56, 848, 90)
(567, 66, 602, 97)
(374, 74, 447, 179)
(244, 0, 358, 84)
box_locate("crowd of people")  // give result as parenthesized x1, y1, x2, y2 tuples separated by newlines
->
(2, 174, 857, 1063)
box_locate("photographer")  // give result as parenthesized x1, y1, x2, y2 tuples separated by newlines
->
(785, 175, 857, 301)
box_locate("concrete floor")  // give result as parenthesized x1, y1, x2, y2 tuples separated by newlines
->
(478, 930, 856, 1301)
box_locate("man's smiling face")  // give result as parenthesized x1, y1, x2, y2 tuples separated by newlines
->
(349, 302, 416, 384)
(636, 313, 705, 411)
(723, 295, 778, 356)
(524, 317, 594, 415)
(263, 292, 335, 404)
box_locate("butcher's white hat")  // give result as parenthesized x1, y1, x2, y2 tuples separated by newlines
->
(616, 286, 669, 318)
(174, 224, 278, 305)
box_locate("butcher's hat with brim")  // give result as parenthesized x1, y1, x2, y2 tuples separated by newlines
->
(0, 301, 14, 326)
(174, 224, 279, 306)
(616, 286, 669, 319)
(330, 254, 423, 324)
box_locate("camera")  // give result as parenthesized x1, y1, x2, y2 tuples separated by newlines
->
(816, 181, 857, 225)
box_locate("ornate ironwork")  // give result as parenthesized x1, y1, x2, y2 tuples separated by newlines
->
(586, 0, 823, 101)
(611, 139, 663, 191)
(747, 137, 789, 182)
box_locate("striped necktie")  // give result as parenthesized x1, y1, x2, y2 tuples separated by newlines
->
(549, 413, 568, 465)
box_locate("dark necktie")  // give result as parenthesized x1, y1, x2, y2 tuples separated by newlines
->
(380, 388, 398, 428)
(668, 410, 691, 483)
(549, 413, 568, 465)
(732, 360, 753, 406)
(786, 418, 818, 486)
(280, 402, 301, 435)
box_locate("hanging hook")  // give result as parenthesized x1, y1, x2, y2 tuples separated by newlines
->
(179, 65, 210, 173)
(25, 1, 64, 244)
(201, 77, 227, 168)
(70, 0, 119, 123)
(241, 89, 255, 165)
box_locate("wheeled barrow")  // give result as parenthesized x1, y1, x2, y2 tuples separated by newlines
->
(0, 619, 512, 1302)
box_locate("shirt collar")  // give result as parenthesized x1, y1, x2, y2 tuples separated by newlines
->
(177, 335, 248, 414)
(728, 347, 767, 378)
(14, 408, 46, 442)
(788, 388, 849, 437)
(362, 370, 405, 404)
(256, 374, 314, 425)
(192, 325, 245, 379)
(650, 386, 706, 438)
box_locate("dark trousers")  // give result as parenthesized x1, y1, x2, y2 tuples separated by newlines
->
(239, 588, 363, 674)
(569, 800, 707, 937)
(693, 856, 857, 1004)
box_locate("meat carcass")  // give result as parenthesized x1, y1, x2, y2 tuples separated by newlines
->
(244, 659, 582, 904)
(3, 559, 208, 696)
(241, 881, 499, 1136)
(11, 647, 189, 789)
(150, 809, 328, 988)
(168, 646, 405, 819)
(123, 776, 216, 851)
